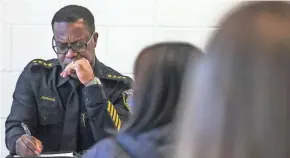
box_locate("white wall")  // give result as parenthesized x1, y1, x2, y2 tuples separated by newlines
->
(0, 0, 242, 157)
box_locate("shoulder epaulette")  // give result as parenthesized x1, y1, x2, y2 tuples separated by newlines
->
(98, 61, 133, 83)
(100, 72, 133, 84)
(105, 74, 128, 80)
(29, 59, 55, 69)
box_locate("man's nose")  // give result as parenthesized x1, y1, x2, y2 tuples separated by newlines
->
(65, 48, 78, 58)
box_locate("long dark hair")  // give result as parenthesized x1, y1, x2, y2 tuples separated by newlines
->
(123, 42, 204, 135)
(176, 1, 290, 158)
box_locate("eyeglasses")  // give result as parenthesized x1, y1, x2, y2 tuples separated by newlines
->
(52, 34, 94, 54)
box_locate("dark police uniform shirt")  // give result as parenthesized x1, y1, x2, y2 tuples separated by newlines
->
(5, 58, 133, 154)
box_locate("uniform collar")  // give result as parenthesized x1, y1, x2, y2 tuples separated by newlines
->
(56, 57, 102, 88)
(56, 75, 70, 88)
(93, 57, 102, 78)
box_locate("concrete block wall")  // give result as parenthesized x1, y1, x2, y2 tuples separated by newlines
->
(1, 0, 243, 156)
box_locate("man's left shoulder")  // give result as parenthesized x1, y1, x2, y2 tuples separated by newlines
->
(99, 63, 134, 109)
(99, 63, 133, 86)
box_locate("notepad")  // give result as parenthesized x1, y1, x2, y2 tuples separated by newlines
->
(13, 152, 74, 157)
(40, 152, 74, 157)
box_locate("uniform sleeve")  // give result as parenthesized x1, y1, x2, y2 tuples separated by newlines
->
(82, 82, 132, 140)
(5, 65, 38, 154)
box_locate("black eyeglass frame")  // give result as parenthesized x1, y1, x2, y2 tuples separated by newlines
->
(52, 33, 94, 54)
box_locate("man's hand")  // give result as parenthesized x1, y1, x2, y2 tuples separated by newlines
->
(60, 58, 95, 85)
(15, 134, 43, 157)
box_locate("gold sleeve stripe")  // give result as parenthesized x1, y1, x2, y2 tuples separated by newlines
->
(107, 102, 110, 111)
(117, 114, 121, 129)
(112, 108, 116, 122)
(107, 101, 122, 130)
(115, 118, 119, 129)
(113, 109, 117, 122)
(110, 103, 114, 117)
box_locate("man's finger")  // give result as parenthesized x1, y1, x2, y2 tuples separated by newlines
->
(32, 137, 43, 148)
(60, 58, 88, 78)
(32, 137, 43, 154)
(73, 58, 87, 64)
(71, 58, 90, 68)
(68, 68, 76, 74)
(18, 138, 36, 156)
(64, 63, 75, 72)
(61, 63, 75, 77)
(65, 62, 79, 72)
(61, 68, 75, 77)
(21, 136, 38, 154)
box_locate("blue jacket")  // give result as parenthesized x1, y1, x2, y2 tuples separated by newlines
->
(82, 124, 173, 158)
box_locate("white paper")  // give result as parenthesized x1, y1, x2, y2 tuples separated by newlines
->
(40, 152, 74, 157)
(13, 152, 74, 157)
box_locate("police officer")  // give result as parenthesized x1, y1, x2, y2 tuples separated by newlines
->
(5, 5, 132, 157)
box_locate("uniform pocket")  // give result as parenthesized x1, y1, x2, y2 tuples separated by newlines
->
(38, 99, 64, 125)
(37, 91, 64, 125)
(38, 108, 63, 125)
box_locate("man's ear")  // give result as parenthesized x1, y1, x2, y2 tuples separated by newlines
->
(93, 32, 99, 48)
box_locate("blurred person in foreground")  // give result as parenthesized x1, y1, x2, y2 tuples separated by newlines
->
(82, 42, 204, 158)
(175, 1, 290, 158)
(5, 5, 132, 157)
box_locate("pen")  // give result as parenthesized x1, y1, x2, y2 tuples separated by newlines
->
(21, 122, 40, 156)
(21, 122, 33, 141)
